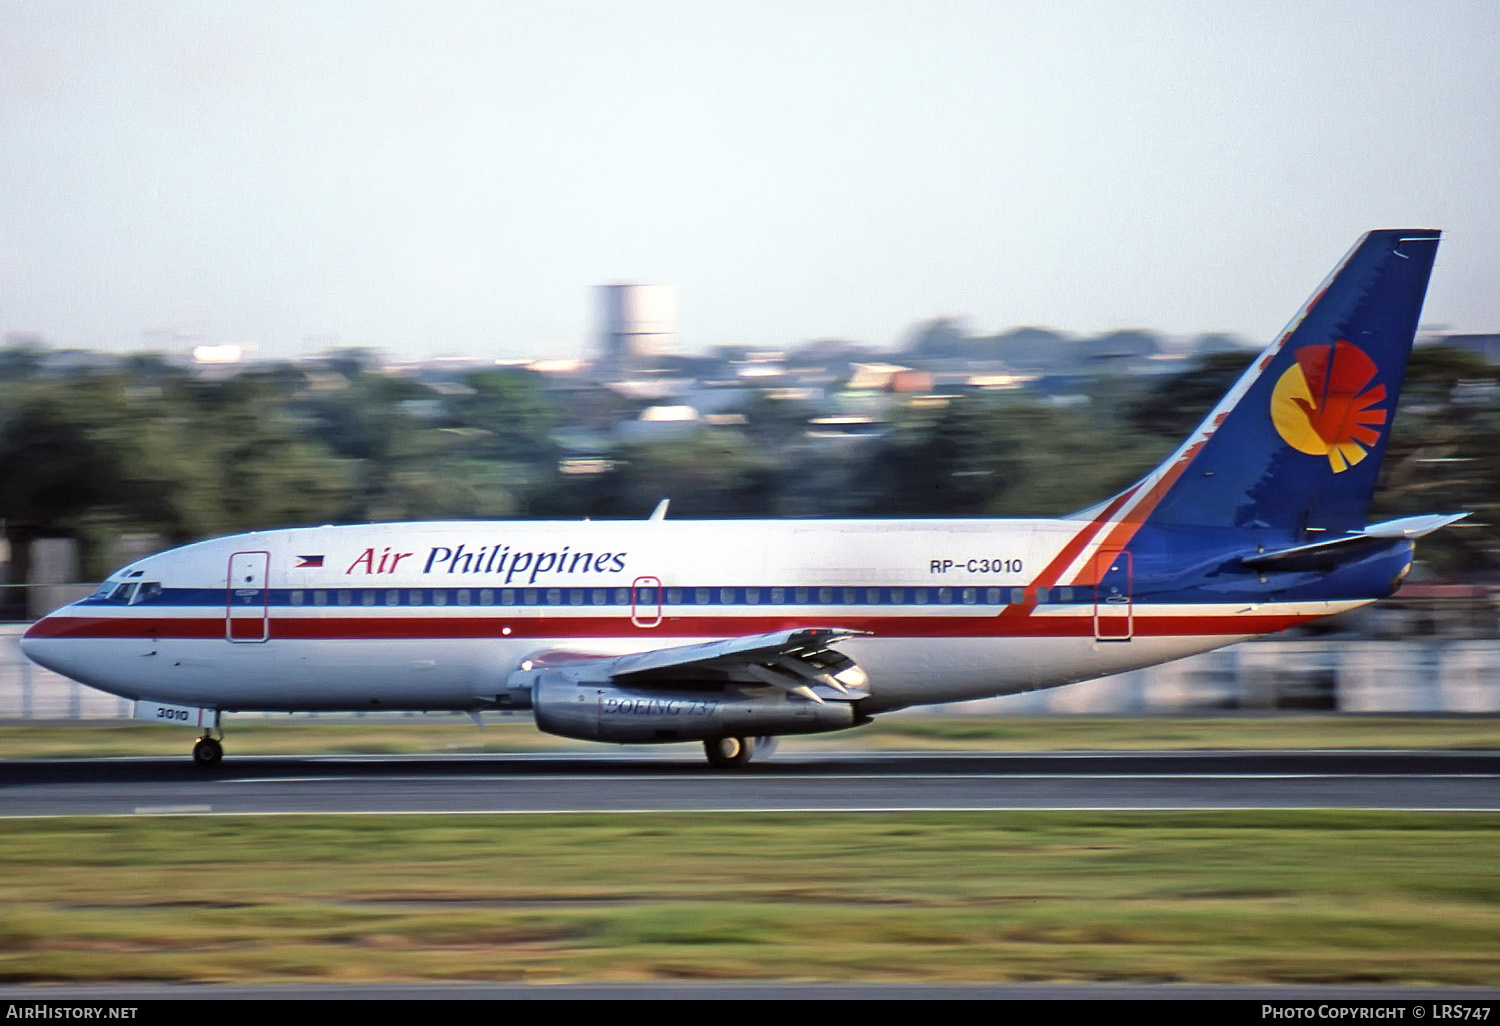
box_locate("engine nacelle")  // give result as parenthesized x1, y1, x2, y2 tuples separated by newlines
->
(523, 668, 866, 744)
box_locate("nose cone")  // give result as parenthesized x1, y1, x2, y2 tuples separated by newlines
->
(20, 614, 58, 669)
(19, 605, 138, 699)
(19, 607, 82, 678)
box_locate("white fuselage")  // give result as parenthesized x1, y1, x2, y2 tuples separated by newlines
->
(20, 518, 1359, 715)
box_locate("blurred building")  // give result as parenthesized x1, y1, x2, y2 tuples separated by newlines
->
(1440, 333, 1500, 364)
(597, 283, 676, 376)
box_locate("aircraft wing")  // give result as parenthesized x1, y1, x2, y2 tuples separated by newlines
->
(523, 628, 870, 704)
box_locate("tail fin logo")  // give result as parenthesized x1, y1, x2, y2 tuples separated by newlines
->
(1270, 340, 1388, 473)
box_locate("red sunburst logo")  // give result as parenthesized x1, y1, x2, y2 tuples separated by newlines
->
(1270, 340, 1388, 473)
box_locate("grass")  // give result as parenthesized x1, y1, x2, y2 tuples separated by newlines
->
(0, 811, 1497, 985)
(2, 718, 1495, 985)
(0, 713, 1497, 760)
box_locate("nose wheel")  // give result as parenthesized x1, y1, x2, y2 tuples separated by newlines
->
(192, 735, 223, 768)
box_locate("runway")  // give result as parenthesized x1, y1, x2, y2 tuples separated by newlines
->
(3, 748, 1497, 1002)
(2, 749, 1497, 817)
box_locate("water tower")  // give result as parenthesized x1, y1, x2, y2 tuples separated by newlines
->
(597, 283, 675, 374)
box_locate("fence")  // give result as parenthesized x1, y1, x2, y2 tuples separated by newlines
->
(4, 623, 1499, 719)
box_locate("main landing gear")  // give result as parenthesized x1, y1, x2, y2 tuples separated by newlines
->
(702, 735, 778, 769)
(192, 734, 223, 768)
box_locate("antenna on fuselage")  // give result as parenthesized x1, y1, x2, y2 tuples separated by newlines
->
(649, 499, 670, 522)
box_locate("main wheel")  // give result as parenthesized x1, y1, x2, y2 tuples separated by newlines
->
(703, 735, 755, 768)
(192, 737, 223, 768)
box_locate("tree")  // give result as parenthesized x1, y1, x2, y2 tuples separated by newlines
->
(1124, 351, 1257, 438)
(448, 369, 561, 463)
(855, 394, 1163, 518)
(1373, 346, 1500, 577)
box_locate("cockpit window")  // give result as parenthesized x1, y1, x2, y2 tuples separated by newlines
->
(133, 582, 162, 604)
(108, 582, 138, 604)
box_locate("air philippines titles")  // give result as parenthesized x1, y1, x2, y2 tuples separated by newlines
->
(344, 544, 628, 585)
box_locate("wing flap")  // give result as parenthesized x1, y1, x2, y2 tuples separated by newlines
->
(606, 627, 866, 681)
(503, 627, 870, 703)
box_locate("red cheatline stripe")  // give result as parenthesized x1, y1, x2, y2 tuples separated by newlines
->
(24, 611, 1317, 642)
(1008, 486, 1140, 610)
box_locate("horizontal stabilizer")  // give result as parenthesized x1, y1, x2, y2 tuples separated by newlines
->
(1241, 513, 1467, 570)
(1361, 513, 1470, 539)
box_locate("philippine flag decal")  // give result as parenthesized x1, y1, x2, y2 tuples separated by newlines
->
(296, 555, 325, 568)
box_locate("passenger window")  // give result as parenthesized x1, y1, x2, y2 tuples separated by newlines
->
(386, 589, 400, 605)
(985, 588, 1000, 604)
(666, 588, 682, 604)
(720, 588, 735, 604)
(408, 590, 422, 606)
(291, 590, 305, 606)
(480, 589, 493, 606)
(546, 589, 561, 605)
(1037, 587, 1050, 604)
(746, 587, 761, 603)
(457, 589, 471, 606)
(695, 588, 709, 604)
(314, 590, 328, 607)
(962, 588, 976, 605)
(362, 590, 375, 606)
(501, 590, 516, 606)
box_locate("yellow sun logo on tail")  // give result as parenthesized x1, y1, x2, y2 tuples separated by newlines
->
(1270, 340, 1387, 473)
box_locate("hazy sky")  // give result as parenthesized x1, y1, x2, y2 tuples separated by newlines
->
(2, 1, 1497, 359)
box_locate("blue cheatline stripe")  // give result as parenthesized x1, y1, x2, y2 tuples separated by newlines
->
(80, 583, 1086, 611)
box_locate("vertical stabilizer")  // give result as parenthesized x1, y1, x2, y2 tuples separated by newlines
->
(1105, 229, 1441, 536)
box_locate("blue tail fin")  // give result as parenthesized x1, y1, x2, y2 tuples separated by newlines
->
(1125, 229, 1440, 535)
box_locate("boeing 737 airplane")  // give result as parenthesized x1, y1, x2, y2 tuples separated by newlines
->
(21, 229, 1459, 767)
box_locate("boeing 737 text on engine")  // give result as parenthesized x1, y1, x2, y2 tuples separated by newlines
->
(21, 230, 1462, 767)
